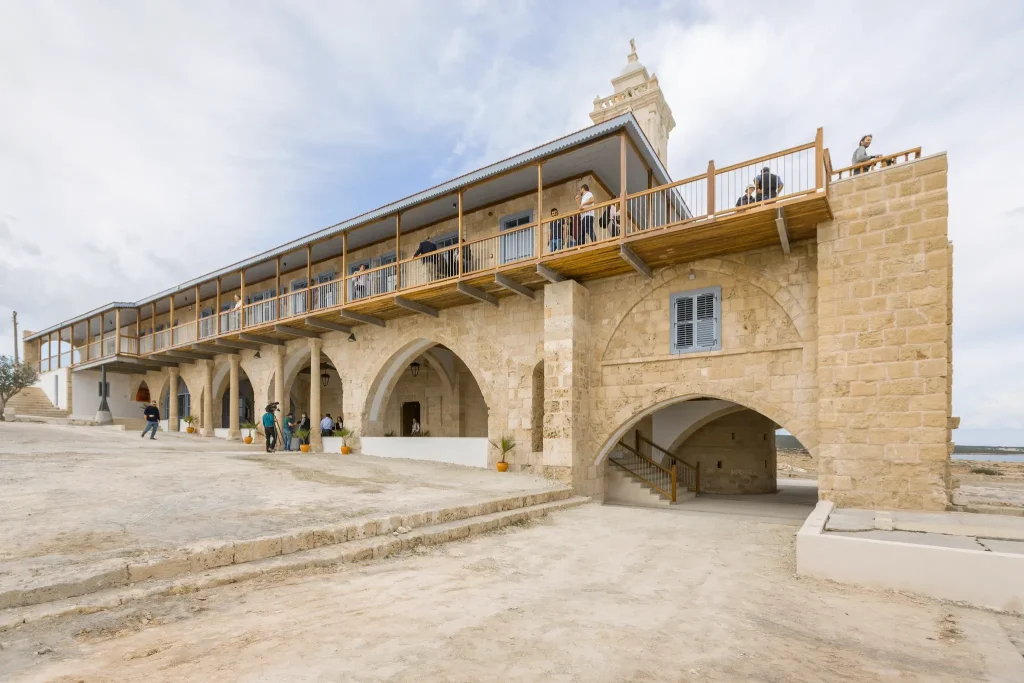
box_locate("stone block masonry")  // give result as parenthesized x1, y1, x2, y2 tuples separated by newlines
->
(816, 154, 952, 510)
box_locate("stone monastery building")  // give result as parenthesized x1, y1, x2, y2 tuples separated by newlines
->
(21, 43, 955, 511)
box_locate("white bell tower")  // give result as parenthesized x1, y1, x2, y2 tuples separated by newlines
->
(590, 39, 675, 166)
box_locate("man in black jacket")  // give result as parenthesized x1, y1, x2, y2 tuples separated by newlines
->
(141, 401, 160, 439)
(413, 235, 440, 280)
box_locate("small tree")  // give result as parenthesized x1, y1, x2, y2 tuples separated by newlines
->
(489, 434, 516, 464)
(0, 355, 39, 422)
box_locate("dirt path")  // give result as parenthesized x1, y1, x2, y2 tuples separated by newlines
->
(5, 504, 1022, 682)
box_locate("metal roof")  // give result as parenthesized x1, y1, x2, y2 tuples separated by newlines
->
(27, 112, 668, 341)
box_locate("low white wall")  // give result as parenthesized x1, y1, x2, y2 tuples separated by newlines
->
(797, 501, 1024, 613)
(360, 437, 490, 468)
(71, 369, 142, 420)
(35, 368, 68, 410)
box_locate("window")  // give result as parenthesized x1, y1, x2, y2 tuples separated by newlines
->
(670, 286, 721, 354)
(498, 210, 534, 264)
(435, 232, 459, 248)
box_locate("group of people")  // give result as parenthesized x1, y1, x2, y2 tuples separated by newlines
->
(547, 183, 620, 253)
(735, 166, 786, 207)
(260, 404, 338, 453)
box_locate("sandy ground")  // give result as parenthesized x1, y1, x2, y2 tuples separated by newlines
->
(0, 422, 561, 595)
(3, 502, 1023, 682)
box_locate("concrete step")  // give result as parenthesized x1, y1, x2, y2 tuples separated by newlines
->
(604, 467, 696, 508)
(0, 487, 580, 613)
(0, 495, 589, 629)
(8, 387, 69, 418)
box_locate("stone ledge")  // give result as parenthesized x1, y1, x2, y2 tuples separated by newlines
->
(0, 496, 590, 631)
(600, 342, 804, 367)
(0, 487, 574, 612)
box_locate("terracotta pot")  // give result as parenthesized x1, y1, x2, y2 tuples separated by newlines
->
(243, 436, 253, 444)
(186, 427, 195, 434)
(341, 446, 352, 455)
(496, 461, 509, 472)
(300, 444, 310, 453)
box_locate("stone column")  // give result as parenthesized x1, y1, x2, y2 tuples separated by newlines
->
(275, 347, 285, 410)
(816, 154, 952, 511)
(201, 360, 215, 437)
(228, 355, 241, 440)
(543, 280, 591, 492)
(309, 338, 323, 452)
(167, 366, 179, 431)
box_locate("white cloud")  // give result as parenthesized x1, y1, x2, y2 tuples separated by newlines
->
(1, 0, 1021, 443)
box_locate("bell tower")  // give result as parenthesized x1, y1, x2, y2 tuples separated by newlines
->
(590, 39, 675, 166)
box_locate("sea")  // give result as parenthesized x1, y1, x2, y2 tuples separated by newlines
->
(952, 453, 1024, 463)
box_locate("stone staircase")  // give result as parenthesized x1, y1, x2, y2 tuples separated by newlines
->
(605, 464, 697, 507)
(7, 387, 69, 419)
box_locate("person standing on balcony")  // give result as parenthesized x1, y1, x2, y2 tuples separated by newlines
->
(852, 134, 881, 175)
(548, 208, 565, 252)
(576, 184, 596, 244)
(262, 404, 277, 453)
(414, 235, 440, 281)
(353, 264, 370, 300)
(282, 411, 294, 451)
(141, 400, 160, 439)
(754, 167, 783, 201)
(736, 183, 757, 207)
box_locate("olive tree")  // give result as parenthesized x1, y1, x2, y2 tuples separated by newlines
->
(0, 355, 39, 421)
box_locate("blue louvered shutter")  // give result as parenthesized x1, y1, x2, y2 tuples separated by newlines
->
(671, 286, 721, 354)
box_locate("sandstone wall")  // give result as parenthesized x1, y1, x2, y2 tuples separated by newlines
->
(676, 409, 777, 494)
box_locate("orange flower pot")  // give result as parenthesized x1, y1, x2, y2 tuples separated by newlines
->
(243, 436, 253, 444)
(496, 462, 509, 472)
(186, 427, 195, 434)
(300, 444, 310, 453)
(341, 446, 352, 455)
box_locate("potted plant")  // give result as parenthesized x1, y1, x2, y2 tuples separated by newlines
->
(490, 434, 515, 472)
(240, 421, 257, 444)
(183, 415, 197, 434)
(293, 428, 310, 452)
(336, 427, 353, 454)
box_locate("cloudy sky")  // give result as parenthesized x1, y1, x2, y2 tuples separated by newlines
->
(2, 1, 1022, 444)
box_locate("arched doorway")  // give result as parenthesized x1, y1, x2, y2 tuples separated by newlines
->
(159, 376, 193, 429)
(603, 396, 816, 509)
(219, 371, 255, 428)
(364, 340, 487, 439)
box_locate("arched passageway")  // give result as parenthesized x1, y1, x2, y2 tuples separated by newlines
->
(363, 340, 488, 439)
(603, 396, 815, 509)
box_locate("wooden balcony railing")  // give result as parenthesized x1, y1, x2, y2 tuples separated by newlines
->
(638, 434, 699, 494)
(830, 147, 922, 181)
(50, 129, 851, 369)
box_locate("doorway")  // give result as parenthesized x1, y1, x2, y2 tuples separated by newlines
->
(402, 401, 421, 436)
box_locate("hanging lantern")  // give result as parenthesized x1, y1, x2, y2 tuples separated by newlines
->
(321, 371, 330, 387)
(410, 362, 421, 377)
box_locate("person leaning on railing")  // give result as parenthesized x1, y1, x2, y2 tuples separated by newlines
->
(413, 235, 440, 280)
(353, 263, 370, 300)
(852, 134, 885, 175)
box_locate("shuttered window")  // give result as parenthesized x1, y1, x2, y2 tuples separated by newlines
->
(670, 286, 721, 354)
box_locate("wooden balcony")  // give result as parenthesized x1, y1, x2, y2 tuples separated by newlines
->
(42, 129, 844, 369)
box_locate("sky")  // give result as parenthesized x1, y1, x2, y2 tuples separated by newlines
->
(1, 0, 1022, 445)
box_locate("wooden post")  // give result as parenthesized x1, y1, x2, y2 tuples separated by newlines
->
(457, 190, 463, 275)
(194, 285, 200, 337)
(56, 330, 61, 368)
(815, 126, 824, 191)
(169, 294, 175, 339)
(275, 257, 281, 319)
(395, 213, 402, 290)
(536, 163, 542, 256)
(670, 464, 677, 503)
(339, 235, 350, 303)
(306, 244, 313, 309)
(619, 133, 627, 239)
(239, 270, 245, 329)
(115, 308, 121, 356)
(98, 316, 104, 358)
(707, 160, 716, 216)
(215, 278, 221, 336)
(135, 307, 140, 339)
(150, 303, 156, 343)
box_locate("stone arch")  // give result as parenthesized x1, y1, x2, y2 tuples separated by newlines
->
(361, 336, 494, 435)
(593, 390, 815, 468)
(599, 259, 812, 362)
